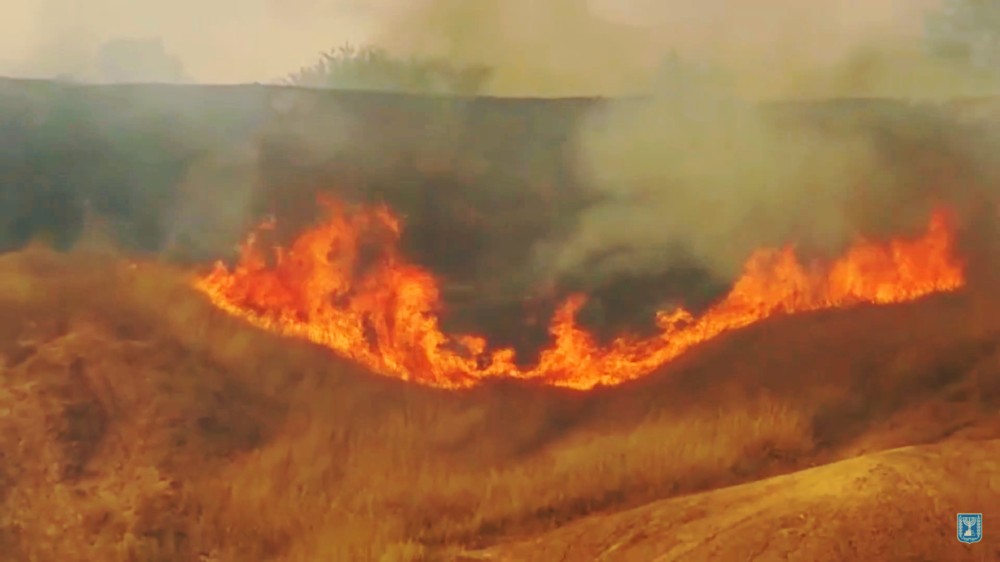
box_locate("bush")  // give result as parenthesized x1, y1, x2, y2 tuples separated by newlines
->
(286, 43, 492, 96)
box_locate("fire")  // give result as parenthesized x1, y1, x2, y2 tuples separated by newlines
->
(193, 199, 964, 390)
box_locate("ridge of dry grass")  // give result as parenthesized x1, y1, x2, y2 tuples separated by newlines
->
(466, 438, 1000, 562)
(0, 245, 998, 561)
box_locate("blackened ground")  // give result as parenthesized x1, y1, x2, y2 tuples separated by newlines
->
(453, 268, 726, 362)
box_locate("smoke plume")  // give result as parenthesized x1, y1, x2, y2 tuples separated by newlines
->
(4, 0, 999, 306)
(537, 97, 861, 282)
(369, 0, 967, 97)
(531, 90, 1000, 291)
(531, 67, 903, 286)
(340, 0, 999, 289)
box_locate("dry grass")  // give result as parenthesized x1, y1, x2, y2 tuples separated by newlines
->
(0, 246, 997, 561)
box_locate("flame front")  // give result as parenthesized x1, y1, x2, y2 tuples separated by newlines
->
(193, 200, 964, 390)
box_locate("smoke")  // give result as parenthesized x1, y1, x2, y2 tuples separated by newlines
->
(0, 0, 953, 92)
(530, 58, 1000, 287)
(366, 0, 964, 97)
(368, 0, 655, 96)
(406, 0, 996, 287)
(162, 143, 261, 262)
(4, 0, 999, 295)
(361, 0, 998, 286)
(530, 76, 873, 284)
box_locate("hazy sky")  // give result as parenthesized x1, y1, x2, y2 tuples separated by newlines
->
(1, 0, 941, 87)
(1, 0, 377, 81)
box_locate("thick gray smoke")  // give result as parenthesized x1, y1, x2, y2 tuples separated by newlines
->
(162, 144, 260, 261)
(372, 0, 965, 97)
(530, 70, 1000, 287)
(355, 0, 999, 285)
(4, 0, 999, 294)
(530, 67, 889, 284)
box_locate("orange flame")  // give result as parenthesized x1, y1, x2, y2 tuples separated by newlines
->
(193, 200, 964, 390)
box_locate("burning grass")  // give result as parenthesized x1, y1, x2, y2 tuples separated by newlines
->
(0, 246, 997, 561)
(194, 198, 965, 390)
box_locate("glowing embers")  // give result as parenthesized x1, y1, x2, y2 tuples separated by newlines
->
(194, 199, 964, 390)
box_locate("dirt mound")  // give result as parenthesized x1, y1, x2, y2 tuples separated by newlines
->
(0, 247, 998, 561)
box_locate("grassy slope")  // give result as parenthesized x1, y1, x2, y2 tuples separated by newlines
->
(469, 439, 1000, 561)
(0, 246, 998, 561)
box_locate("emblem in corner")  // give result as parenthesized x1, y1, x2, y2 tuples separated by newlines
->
(957, 513, 983, 544)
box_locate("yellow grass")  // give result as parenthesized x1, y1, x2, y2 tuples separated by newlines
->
(0, 246, 996, 561)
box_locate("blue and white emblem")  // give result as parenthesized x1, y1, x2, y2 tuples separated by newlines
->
(957, 513, 983, 544)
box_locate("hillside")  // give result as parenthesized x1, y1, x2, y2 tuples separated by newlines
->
(4, 77, 1000, 356)
(467, 440, 1000, 561)
(1, 244, 997, 561)
(2, 78, 997, 281)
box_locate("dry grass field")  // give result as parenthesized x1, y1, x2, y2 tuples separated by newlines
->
(0, 243, 998, 561)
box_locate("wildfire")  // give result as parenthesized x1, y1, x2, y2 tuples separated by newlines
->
(193, 199, 965, 390)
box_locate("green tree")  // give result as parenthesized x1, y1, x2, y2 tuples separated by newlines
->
(285, 43, 492, 95)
